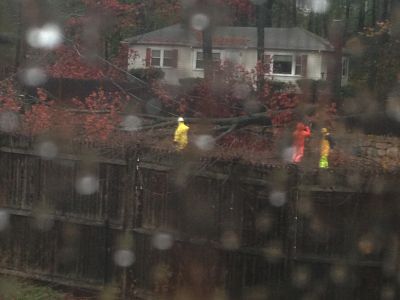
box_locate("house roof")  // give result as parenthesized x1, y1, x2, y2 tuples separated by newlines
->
(125, 24, 335, 52)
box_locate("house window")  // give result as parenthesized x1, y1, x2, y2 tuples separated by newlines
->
(273, 55, 293, 75)
(163, 50, 174, 67)
(195, 51, 221, 69)
(266, 54, 307, 76)
(147, 48, 178, 68)
(151, 50, 161, 67)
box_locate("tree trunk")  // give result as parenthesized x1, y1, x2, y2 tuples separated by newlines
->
(256, 2, 266, 90)
(14, 0, 23, 70)
(327, 20, 345, 98)
(291, 0, 297, 26)
(277, 2, 282, 27)
(371, 0, 377, 26)
(308, 12, 314, 32)
(202, 26, 213, 82)
(358, 0, 366, 31)
(344, 0, 351, 34)
(265, 0, 275, 27)
(382, 0, 389, 20)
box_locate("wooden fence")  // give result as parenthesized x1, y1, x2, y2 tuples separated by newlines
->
(0, 135, 391, 299)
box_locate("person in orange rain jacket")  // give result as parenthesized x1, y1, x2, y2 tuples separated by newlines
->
(174, 117, 189, 150)
(292, 122, 311, 163)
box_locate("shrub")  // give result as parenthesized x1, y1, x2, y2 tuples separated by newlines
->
(129, 68, 165, 81)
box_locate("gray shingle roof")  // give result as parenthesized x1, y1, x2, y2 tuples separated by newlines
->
(125, 24, 334, 52)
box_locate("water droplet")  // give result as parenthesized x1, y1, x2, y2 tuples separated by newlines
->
(191, 14, 210, 31)
(221, 230, 240, 250)
(26, 23, 63, 50)
(0, 210, 9, 231)
(152, 232, 174, 250)
(381, 285, 396, 300)
(386, 97, 400, 121)
(121, 115, 142, 131)
(269, 191, 286, 207)
(146, 98, 162, 115)
(181, 0, 196, 8)
(35, 141, 58, 160)
(34, 213, 54, 231)
(292, 266, 310, 288)
(0, 111, 19, 133)
(244, 99, 262, 114)
(21, 67, 47, 86)
(194, 134, 215, 151)
(330, 265, 347, 285)
(282, 146, 295, 163)
(233, 83, 251, 99)
(75, 175, 99, 195)
(358, 236, 376, 255)
(310, 0, 329, 13)
(263, 240, 283, 263)
(114, 249, 135, 267)
(250, 0, 267, 5)
(255, 212, 273, 232)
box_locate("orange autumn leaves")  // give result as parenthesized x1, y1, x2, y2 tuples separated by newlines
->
(0, 83, 126, 142)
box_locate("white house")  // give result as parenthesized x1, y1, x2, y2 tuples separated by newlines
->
(125, 24, 348, 86)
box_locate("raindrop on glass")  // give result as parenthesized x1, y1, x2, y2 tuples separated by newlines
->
(255, 212, 273, 232)
(269, 191, 286, 207)
(34, 214, 54, 231)
(386, 97, 400, 122)
(357, 236, 376, 255)
(381, 285, 396, 300)
(330, 264, 347, 285)
(26, 23, 63, 50)
(121, 115, 142, 131)
(263, 240, 283, 263)
(233, 83, 251, 99)
(146, 98, 162, 115)
(250, 0, 267, 5)
(36, 141, 58, 160)
(114, 249, 135, 267)
(181, 0, 196, 8)
(75, 175, 99, 195)
(309, 0, 329, 13)
(221, 230, 240, 250)
(152, 232, 174, 250)
(292, 266, 310, 288)
(282, 146, 295, 163)
(21, 67, 47, 87)
(0, 111, 19, 133)
(191, 14, 210, 31)
(244, 99, 262, 114)
(194, 134, 215, 151)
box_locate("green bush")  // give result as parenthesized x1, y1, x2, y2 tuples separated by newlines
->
(178, 77, 203, 89)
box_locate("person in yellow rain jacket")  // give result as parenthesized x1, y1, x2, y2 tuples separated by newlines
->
(174, 117, 189, 150)
(319, 128, 335, 168)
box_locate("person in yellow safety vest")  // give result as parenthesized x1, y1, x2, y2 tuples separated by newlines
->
(319, 127, 335, 169)
(174, 117, 189, 150)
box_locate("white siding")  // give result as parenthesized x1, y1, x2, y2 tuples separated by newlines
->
(128, 45, 327, 85)
(307, 53, 323, 80)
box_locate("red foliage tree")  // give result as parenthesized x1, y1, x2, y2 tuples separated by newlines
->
(71, 89, 124, 141)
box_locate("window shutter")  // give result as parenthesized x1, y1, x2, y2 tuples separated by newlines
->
(263, 54, 272, 74)
(145, 48, 152, 67)
(171, 49, 178, 68)
(301, 55, 308, 77)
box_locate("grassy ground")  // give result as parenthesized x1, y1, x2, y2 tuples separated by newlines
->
(0, 276, 63, 300)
